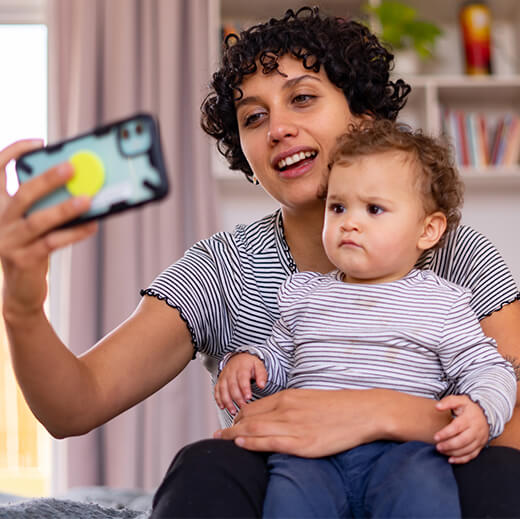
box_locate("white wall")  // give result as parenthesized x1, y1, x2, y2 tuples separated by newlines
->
(215, 177, 278, 231)
(462, 182, 520, 284)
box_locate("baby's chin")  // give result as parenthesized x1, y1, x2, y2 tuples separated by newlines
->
(342, 271, 403, 284)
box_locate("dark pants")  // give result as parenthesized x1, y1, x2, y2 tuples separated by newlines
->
(264, 441, 459, 518)
(150, 439, 520, 519)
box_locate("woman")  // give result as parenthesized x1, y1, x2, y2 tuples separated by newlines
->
(1, 7, 518, 519)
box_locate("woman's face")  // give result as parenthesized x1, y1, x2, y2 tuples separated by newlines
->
(235, 54, 358, 212)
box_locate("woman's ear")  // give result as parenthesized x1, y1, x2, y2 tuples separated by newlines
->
(418, 212, 447, 251)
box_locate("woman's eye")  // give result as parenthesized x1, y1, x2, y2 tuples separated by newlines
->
(243, 112, 264, 127)
(368, 204, 384, 215)
(292, 94, 315, 105)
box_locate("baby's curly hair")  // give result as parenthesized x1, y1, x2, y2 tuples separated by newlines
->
(326, 119, 464, 248)
(200, 6, 411, 183)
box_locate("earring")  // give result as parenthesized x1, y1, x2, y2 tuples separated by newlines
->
(252, 175, 259, 185)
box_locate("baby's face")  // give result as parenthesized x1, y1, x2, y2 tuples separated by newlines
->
(322, 150, 428, 284)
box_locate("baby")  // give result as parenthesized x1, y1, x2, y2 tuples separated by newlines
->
(215, 119, 516, 519)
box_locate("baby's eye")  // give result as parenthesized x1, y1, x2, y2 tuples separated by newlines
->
(367, 204, 384, 215)
(330, 203, 345, 214)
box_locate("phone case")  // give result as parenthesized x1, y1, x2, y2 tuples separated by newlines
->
(16, 113, 169, 226)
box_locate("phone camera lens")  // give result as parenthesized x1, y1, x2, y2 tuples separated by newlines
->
(136, 124, 143, 134)
(121, 128, 130, 139)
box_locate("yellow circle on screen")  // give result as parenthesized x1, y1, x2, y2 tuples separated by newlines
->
(66, 151, 106, 196)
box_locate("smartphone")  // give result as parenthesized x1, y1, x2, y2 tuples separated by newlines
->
(15, 113, 169, 227)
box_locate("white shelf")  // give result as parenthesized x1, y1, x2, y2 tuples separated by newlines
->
(461, 167, 520, 188)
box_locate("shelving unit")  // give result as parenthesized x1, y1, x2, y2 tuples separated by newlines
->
(398, 75, 520, 182)
(211, 0, 520, 281)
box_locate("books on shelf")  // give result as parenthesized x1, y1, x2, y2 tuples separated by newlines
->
(441, 109, 520, 169)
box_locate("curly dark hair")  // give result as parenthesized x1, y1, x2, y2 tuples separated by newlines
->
(326, 119, 464, 248)
(200, 6, 411, 182)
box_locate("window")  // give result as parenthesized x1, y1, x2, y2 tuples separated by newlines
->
(0, 0, 49, 497)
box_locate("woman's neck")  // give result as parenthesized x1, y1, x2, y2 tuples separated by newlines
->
(281, 205, 334, 274)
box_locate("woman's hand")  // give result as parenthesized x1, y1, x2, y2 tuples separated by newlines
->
(0, 140, 97, 318)
(214, 388, 453, 458)
(215, 388, 385, 457)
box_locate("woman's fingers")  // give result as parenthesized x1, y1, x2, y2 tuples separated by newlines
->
(4, 162, 75, 220)
(0, 139, 43, 179)
(3, 220, 98, 271)
(233, 434, 300, 454)
(0, 194, 91, 254)
(232, 389, 278, 420)
(21, 221, 98, 263)
(215, 410, 316, 455)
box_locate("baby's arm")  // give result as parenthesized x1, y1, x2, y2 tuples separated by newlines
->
(215, 353, 267, 414)
(434, 395, 489, 464)
(215, 276, 303, 414)
(436, 290, 516, 462)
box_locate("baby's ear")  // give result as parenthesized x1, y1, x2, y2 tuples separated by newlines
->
(418, 212, 447, 251)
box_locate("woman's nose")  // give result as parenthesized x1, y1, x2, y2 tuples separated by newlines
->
(267, 110, 298, 144)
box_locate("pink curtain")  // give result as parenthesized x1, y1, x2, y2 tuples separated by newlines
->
(47, 0, 220, 491)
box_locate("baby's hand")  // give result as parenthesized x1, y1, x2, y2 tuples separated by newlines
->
(434, 394, 489, 464)
(214, 353, 267, 415)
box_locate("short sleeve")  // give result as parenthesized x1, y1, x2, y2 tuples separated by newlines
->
(419, 226, 520, 319)
(140, 235, 237, 357)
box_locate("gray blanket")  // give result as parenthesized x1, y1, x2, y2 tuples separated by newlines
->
(0, 487, 152, 519)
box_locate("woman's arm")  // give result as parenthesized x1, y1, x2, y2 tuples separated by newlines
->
(6, 296, 194, 438)
(480, 299, 520, 449)
(215, 387, 452, 457)
(1, 140, 194, 439)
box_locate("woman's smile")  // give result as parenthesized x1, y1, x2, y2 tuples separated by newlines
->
(273, 147, 318, 179)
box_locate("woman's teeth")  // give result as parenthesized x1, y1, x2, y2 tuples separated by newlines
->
(277, 150, 317, 170)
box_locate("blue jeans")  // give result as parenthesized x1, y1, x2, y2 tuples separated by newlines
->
(264, 441, 460, 518)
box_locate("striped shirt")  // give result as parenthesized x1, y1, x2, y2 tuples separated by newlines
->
(228, 269, 516, 439)
(141, 210, 520, 427)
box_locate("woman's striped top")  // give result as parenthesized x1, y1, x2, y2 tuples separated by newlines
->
(141, 210, 520, 427)
(227, 269, 516, 439)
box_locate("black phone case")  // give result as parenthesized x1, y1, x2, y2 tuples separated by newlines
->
(16, 113, 169, 226)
